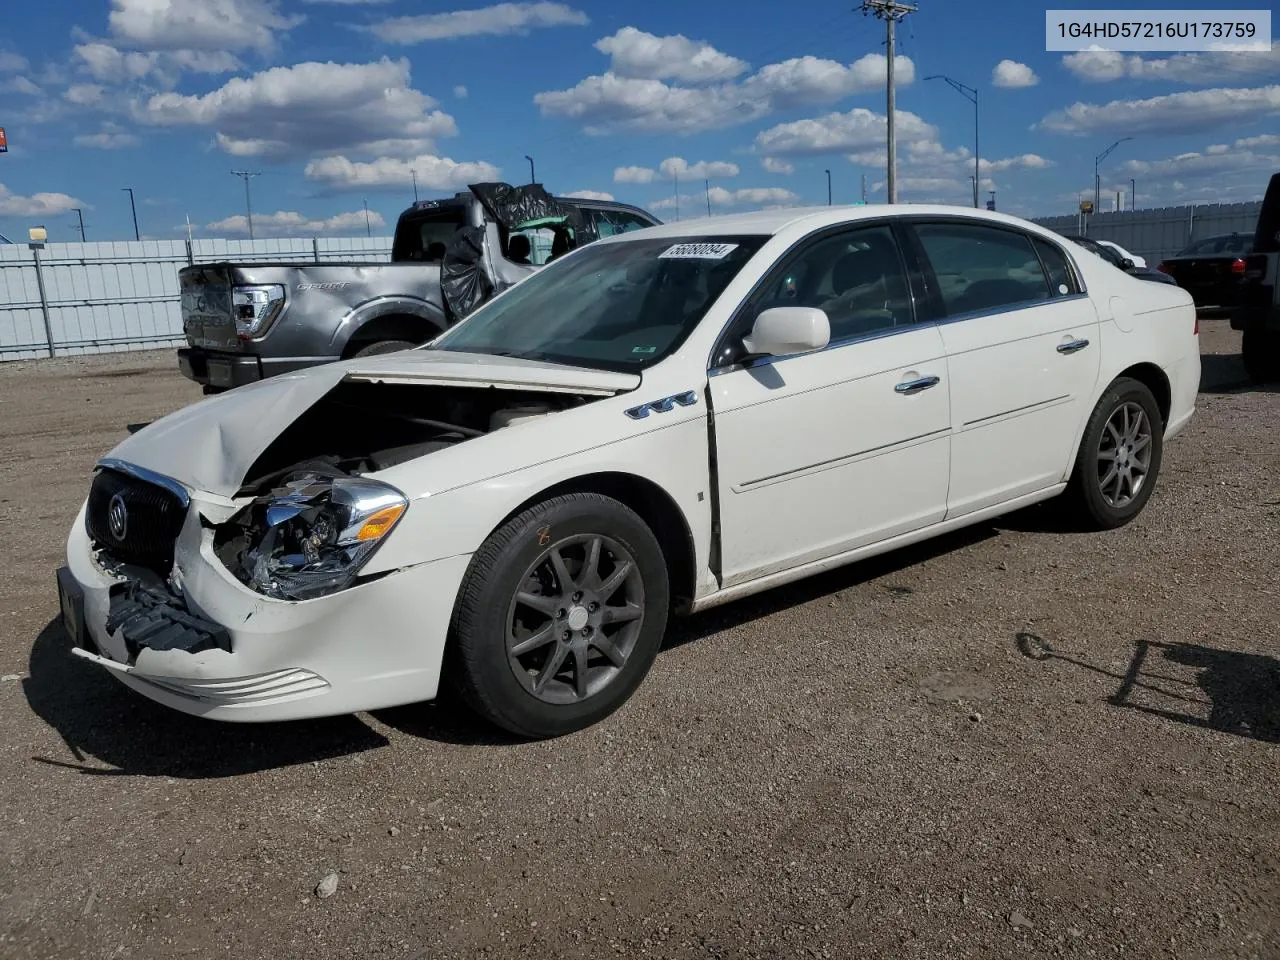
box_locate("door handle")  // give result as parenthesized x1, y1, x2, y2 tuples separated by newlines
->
(894, 375, 941, 395)
(1057, 338, 1090, 354)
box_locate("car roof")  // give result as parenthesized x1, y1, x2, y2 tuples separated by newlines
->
(623, 204, 1061, 239)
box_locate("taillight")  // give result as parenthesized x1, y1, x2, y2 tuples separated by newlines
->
(1193, 313, 1199, 336)
(1231, 258, 1246, 275)
(1157, 262, 1171, 274)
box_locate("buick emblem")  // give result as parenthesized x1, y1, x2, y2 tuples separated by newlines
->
(108, 493, 129, 542)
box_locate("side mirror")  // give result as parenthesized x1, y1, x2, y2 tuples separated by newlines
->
(1121, 257, 1135, 271)
(742, 306, 830, 358)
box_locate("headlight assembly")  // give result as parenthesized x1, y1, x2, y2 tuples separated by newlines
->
(217, 473, 407, 601)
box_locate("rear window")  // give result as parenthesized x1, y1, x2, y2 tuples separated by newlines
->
(1177, 235, 1253, 256)
(392, 205, 469, 262)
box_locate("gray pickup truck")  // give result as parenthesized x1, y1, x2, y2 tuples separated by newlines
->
(1232, 171, 1280, 382)
(177, 183, 660, 392)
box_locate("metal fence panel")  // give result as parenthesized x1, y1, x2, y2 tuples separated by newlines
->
(1033, 202, 1262, 265)
(0, 235, 392, 360)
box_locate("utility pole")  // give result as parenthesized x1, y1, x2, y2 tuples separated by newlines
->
(71, 208, 86, 242)
(121, 187, 139, 240)
(925, 74, 979, 207)
(861, 0, 917, 204)
(825, 168, 832, 205)
(524, 154, 535, 184)
(1094, 137, 1132, 213)
(705, 179, 711, 216)
(674, 171, 680, 221)
(1130, 177, 1136, 211)
(411, 168, 419, 203)
(230, 170, 261, 240)
(363, 198, 372, 236)
(861, 173, 868, 203)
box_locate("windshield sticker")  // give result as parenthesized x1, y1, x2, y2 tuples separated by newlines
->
(631, 345, 657, 354)
(658, 242, 739, 260)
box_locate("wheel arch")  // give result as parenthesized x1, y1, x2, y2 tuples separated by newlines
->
(497, 472, 699, 614)
(1114, 362, 1172, 427)
(331, 296, 447, 358)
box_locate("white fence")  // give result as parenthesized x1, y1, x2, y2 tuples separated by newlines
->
(1032, 201, 1262, 266)
(0, 236, 393, 361)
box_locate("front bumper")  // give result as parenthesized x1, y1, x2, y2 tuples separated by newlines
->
(178, 348, 330, 390)
(60, 499, 472, 722)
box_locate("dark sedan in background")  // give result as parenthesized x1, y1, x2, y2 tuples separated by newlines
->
(1157, 233, 1254, 312)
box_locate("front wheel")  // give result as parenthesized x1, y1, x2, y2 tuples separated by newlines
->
(1242, 327, 1280, 383)
(1065, 377, 1164, 530)
(447, 493, 670, 738)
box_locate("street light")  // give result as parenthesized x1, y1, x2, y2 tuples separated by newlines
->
(1130, 177, 1136, 211)
(121, 187, 139, 241)
(71, 208, 86, 242)
(924, 75, 980, 208)
(411, 168, 419, 203)
(1095, 137, 1133, 212)
(524, 154, 535, 184)
(825, 169, 832, 205)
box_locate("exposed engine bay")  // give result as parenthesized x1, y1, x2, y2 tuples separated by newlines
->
(213, 380, 601, 600)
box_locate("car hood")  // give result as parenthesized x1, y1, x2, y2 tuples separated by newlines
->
(101, 350, 641, 498)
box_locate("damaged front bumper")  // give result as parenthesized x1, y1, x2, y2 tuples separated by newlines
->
(59, 498, 472, 722)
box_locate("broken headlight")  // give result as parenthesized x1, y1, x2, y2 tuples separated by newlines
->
(224, 473, 407, 601)
(232, 284, 285, 340)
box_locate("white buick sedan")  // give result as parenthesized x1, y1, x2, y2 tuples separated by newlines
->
(58, 206, 1200, 738)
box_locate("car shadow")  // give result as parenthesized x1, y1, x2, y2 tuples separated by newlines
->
(1198, 350, 1280, 395)
(24, 618, 390, 779)
(1017, 631, 1279, 743)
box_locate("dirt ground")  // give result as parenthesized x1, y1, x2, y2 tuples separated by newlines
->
(0, 320, 1277, 960)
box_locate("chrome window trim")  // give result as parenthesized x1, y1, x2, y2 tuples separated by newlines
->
(708, 317, 942, 377)
(96, 458, 192, 507)
(930, 291, 1092, 328)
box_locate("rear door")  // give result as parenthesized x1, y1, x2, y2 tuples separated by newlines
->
(905, 219, 1101, 519)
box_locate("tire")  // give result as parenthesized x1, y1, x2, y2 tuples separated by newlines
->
(1242, 327, 1280, 383)
(446, 493, 670, 738)
(1065, 377, 1164, 530)
(202, 384, 226, 396)
(352, 339, 417, 358)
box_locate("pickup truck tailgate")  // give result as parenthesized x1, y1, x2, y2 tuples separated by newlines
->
(180, 265, 239, 351)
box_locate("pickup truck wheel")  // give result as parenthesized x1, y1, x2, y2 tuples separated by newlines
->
(447, 493, 670, 739)
(1242, 328, 1280, 383)
(1065, 377, 1164, 531)
(352, 339, 417, 358)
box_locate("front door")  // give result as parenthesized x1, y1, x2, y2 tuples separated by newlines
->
(906, 220, 1101, 518)
(709, 223, 952, 588)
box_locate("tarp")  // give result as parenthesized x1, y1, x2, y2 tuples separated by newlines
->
(440, 225, 493, 320)
(468, 182, 583, 232)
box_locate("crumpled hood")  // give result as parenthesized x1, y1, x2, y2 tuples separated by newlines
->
(102, 350, 641, 498)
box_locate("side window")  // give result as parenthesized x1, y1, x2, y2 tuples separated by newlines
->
(914, 222, 1053, 318)
(757, 225, 914, 342)
(1033, 237, 1077, 297)
(592, 209, 652, 237)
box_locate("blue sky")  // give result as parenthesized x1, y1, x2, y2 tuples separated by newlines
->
(0, 0, 1277, 242)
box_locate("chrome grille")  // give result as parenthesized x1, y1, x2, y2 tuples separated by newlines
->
(85, 467, 187, 571)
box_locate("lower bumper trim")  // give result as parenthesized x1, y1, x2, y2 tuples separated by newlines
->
(106, 580, 233, 659)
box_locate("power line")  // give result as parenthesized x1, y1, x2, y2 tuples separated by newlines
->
(230, 170, 262, 240)
(860, 0, 918, 204)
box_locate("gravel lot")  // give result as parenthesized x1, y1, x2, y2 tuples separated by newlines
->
(1, 320, 1277, 960)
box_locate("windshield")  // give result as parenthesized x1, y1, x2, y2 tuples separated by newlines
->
(427, 234, 768, 371)
(1177, 234, 1253, 257)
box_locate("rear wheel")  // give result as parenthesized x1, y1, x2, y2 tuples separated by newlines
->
(447, 493, 670, 738)
(1066, 377, 1164, 530)
(352, 339, 417, 357)
(1242, 327, 1280, 383)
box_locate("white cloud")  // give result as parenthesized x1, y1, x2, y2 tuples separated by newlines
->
(1236, 133, 1280, 149)
(302, 0, 390, 4)
(992, 59, 1038, 88)
(755, 107, 936, 156)
(1062, 45, 1280, 84)
(74, 124, 140, 149)
(370, 2, 587, 43)
(453, 84, 468, 97)
(140, 58, 457, 160)
(207, 208, 387, 237)
(0, 52, 27, 72)
(613, 165, 656, 184)
(74, 42, 244, 86)
(981, 153, 1052, 173)
(658, 156, 739, 179)
(761, 156, 794, 174)
(65, 83, 106, 106)
(1123, 146, 1280, 182)
(535, 49, 914, 134)
(562, 189, 614, 201)
(304, 153, 500, 191)
(594, 26, 746, 83)
(650, 185, 799, 211)
(1038, 85, 1280, 136)
(1, 76, 40, 96)
(108, 0, 301, 54)
(0, 183, 83, 217)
